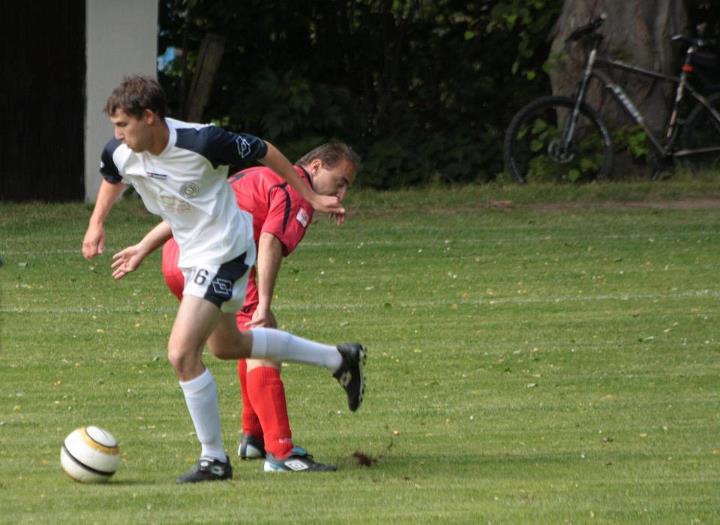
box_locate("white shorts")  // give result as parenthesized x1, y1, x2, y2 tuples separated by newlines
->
(181, 244, 256, 313)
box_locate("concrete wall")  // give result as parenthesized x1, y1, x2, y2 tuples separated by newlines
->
(85, 0, 158, 202)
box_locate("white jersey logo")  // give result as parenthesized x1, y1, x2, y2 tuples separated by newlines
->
(159, 195, 192, 213)
(180, 182, 200, 198)
(236, 136, 252, 158)
(296, 209, 309, 228)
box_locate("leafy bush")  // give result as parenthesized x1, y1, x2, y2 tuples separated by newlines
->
(157, 1, 561, 187)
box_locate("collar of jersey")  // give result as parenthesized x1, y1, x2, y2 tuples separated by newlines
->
(145, 121, 177, 157)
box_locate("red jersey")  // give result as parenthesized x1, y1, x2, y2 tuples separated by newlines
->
(162, 165, 315, 316)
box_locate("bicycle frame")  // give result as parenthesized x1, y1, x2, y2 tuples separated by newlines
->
(566, 40, 720, 159)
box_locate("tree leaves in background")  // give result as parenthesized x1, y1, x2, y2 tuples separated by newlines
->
(157, 1, 720, 187)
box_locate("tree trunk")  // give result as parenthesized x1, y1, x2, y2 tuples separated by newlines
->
(548, 0, 687, 134)
(185, 33, 225, 123)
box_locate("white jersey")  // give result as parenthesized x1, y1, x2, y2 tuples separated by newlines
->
(99, 118, 267, 268)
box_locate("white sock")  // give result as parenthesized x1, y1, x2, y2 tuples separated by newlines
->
(179, 368, 226, 462)
(250, 328, 342, 371)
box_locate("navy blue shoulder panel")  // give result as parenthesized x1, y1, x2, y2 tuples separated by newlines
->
(100, 138, 123, 183)
(175, 126, 268, 168)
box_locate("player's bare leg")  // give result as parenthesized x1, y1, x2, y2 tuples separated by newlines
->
(207, 313, 253, 360)
(170, 296, 232, 483)
(168, 295, 223, 379)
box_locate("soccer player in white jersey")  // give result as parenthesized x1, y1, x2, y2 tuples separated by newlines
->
(81, 75, 365, 483)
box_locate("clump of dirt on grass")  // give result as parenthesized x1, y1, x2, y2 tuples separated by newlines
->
(352, 451, 379, 467)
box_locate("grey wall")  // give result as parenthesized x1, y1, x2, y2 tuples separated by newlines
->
(85, 0, 159, 202)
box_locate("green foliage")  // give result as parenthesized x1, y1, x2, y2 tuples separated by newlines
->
(252, 68, 349, 139)
(613, 125, 651, 160)
(512, 112, 606, 183)
(158, 0, 562, 187)
(154, 1, 720, 187)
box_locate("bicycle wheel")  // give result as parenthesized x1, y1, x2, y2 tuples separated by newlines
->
(680, 92, 720, 175)
(504, 96, 613, 183)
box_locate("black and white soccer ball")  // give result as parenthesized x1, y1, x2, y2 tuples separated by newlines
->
(60, 426, 120, 483)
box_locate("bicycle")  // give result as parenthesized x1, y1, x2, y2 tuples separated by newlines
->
(503, 15, 720, 184)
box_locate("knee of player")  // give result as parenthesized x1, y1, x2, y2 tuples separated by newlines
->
(167, 345, 196, 373)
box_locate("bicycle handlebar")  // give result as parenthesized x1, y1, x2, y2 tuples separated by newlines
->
(564, 13, 607, 44)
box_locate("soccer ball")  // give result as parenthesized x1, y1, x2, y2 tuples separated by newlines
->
(60, 426, 120, 483)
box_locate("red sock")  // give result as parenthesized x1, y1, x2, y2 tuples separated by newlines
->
(247, 366, 293, 459)
(238, 360, 263, 440)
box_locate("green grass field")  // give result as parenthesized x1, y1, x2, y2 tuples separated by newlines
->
(1, 181, 720, 524)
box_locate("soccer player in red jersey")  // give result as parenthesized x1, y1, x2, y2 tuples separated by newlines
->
(124, 141, 359, 471)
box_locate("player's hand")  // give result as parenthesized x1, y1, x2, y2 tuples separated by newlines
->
(82, 223, 106, 260)
(329, 212, 346, 226)
(247, 305, 277, 328)
(111, 245, 145, 280)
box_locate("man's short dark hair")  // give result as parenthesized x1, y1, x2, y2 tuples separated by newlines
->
(105, 75, 167, 119)
(296, 141, 361, 172)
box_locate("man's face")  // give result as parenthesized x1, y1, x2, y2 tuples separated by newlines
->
(309, 159, 356, 202)
(110, 108, 154, 152)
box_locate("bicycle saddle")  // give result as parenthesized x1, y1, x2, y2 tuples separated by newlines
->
(565, 15, 606, 43)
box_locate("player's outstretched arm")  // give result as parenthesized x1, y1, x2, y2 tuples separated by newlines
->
(82, 180, 126, 261)
(247, 232, 284, 328)
(111, 221, 173, 280)
(261, 141, 345, 217)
